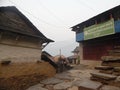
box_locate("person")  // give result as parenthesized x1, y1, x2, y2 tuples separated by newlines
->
(57, 56, 64, 72)
(77, 56, 80, 64)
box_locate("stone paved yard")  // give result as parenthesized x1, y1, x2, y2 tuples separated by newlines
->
(26, 64, 120, 90)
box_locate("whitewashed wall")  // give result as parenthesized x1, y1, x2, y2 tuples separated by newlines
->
(0, 44, 41, 62)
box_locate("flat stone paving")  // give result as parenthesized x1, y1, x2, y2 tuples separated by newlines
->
(26, 84, 48, 90)
(75, 79, 102, 90)
(40, 77, 64, 85)
(26, 64, 120, 90)
(100, 85, 120, 90)
(91, 72, 117, 80)
(53, 82, 72, 90)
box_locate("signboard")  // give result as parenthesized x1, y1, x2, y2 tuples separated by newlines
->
(84, 19, 115, 40)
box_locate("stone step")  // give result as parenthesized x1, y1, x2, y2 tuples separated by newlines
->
(114, 67, 120, 72)
(114, 46, 120, 49)
(95, 66, 113, 70)
(102, 61, 120, 67)
(100, 85, 120, 90)
(73, 79, 102, 90)
(108, 50, 120, 53)
(90, 72, 117, 80)
(109, 53, 120, 56)
(99, 70, 113, 74)
(113, 67, 120, 76)
(101, 56, 120, 61)
(108, 76, 120, 87)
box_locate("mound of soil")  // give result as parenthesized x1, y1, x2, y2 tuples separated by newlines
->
(0, 62, 56, 90)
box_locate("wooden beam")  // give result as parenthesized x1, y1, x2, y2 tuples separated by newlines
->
(41, 42, 49, 50)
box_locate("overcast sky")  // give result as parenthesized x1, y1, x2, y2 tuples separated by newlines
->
(1, 0, 120, 42)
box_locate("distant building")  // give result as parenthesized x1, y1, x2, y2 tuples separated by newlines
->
(72, 46, 79, 55)
(53, 55, 67, 63)
(71, 5, 120, 66)
(67, 55, 77, 64)
(41, 51, 58, 69)
(0, 6, 54, 62)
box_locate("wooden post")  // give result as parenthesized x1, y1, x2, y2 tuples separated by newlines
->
(110, 14, 113, 19)
(95, 20, 97, 24)
(0, 32, 3, 41)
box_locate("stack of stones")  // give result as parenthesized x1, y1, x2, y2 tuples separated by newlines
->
(90, 46, 120, 87)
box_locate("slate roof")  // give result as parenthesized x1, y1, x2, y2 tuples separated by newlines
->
(0, 6, 54, 43)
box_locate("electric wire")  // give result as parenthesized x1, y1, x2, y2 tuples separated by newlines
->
(8, 0, 69, 29)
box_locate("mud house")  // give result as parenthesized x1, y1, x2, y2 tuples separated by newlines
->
(0, 6, 54, 62)
(71, 5, 120, 66)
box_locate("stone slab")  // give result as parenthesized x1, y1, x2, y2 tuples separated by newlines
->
(109, 50, 120, 53)
(90, 72, 117, 80)
(53, 82, 72, 90)
(55, 73, 74, 81)
(114, 67, 120, 72)
(40, 77, 64, 85)
(109, 76, 120, 87)
(100, 85, 120, 90)
(102, 62, 120, 67)
(101, 56, 120, 61)
(116, 76, 120, 82)
(68, 86, 79, 90)
(45, 85, 54, 90)
(90, 76, 113, 84)
(95, 66, 113, 70)
(26, 84, 48, 90)
(74, 79, 102, 90)
(99, 70, 113, 74)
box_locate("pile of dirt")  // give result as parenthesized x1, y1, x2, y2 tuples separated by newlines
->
(0, 62, 56, 90)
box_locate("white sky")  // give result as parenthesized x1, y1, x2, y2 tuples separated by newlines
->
(0, 0, 120, 42)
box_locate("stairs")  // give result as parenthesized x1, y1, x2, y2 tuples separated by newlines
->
(90, 46, 120, 87)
